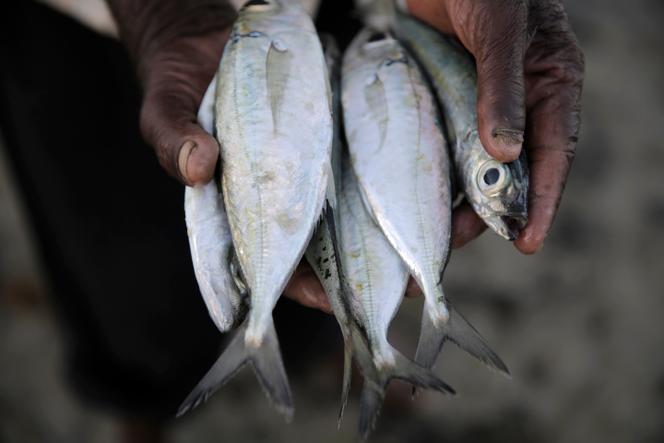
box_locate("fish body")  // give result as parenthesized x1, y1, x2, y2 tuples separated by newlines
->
(342, 28, 509, 378)
(185, 183, 246, 332)
(338, 157, 454, 440)
(342, 28, 452, 329)
(217, 0, 332, 346)
(395, 13, 529, 240)
(184, 77, 247, 333)
(303, 34, 352, 425)
(180, 0, 333, 420)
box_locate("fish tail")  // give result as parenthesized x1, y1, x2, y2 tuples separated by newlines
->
(358, 381, 383, 442)
(176, 318, 293, 421)
(415, 302, 509, 375)
(351, 322, 454, 440)
(337, 338, 353, 428)
(357, 350, 455, 440)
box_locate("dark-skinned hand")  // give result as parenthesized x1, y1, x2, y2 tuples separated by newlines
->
(106, 0, 583, 310)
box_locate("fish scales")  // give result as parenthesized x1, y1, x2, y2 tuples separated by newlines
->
(342, 27, 509, 384)
(178, 0, 333, 421)
(217, 0, 332, 345)
(342, 28, 451, 327)
(395, 13, 529, 240)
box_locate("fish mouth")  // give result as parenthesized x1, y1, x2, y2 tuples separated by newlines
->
(499, 214, 528, 241)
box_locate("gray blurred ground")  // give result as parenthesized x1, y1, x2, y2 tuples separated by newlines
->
(1, 0, 663, 442)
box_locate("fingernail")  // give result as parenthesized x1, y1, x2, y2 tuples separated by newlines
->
(492, 128, 524, 160)
(178, 140, 197, 183)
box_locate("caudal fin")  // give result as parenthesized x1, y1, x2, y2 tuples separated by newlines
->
(337, 339, 353, 428)
(415, 302, 509, 375)
(176, 318, 293, 420)
(350, 321, 454, 440)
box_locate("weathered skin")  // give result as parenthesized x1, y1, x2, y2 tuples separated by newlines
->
(216, 0, 332, 346)
(395, 13, 529, 240)
(342, 28, 452, 328)
(184, 79, 246, 333)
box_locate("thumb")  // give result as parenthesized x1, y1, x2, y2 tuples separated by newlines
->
(447, 0, 529, 162)
(141, 84, 219, 186)
(139, 34, 228, 185)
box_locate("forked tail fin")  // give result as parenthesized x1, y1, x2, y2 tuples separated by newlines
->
(415, 302, 509, 375)
(176, 318, 293, 421)
(358, 350, 455, 441)
(349, 322, 455, 440)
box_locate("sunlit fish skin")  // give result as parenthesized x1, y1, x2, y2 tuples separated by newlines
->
(338, 164, 410, 369)
(184, 78, 246, 333)
(342, 28, 508, 379)
(303, 34, 352, 425)
(176, 0, 332, 420)
(395, 13, 529, 240)
(338, 158, 454, 440)
(342, 28, 452, 328)
(185, 184, 246, 332)
(216, 0, 333, 346)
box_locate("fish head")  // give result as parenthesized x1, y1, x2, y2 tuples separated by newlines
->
(467, 142, 529, 241)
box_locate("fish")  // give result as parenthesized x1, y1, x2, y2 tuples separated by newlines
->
(184, 184, 247, 331)
(342, 28, 508, 378)
(395, 12, 529, 240)
(183, 79, 248, 334)
(337, 156, 454, 440)
(354, 0, 398, 31)
(178, 0, 333, 420)
(302, 34, 352, 426)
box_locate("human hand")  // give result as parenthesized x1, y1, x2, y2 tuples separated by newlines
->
(107, 0, 331, 312)
(406, 0, 585, 254)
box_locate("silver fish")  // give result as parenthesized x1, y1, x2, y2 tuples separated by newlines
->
(342, 29, 507, 377)
(183, 79, 247, 334)
(338, 156, 454, 440)
(395, 13, 529, 240)
(303, 34, 352, 426)
(354, 0, 397, 31)
(179, 0, 333, 420)
(185, 184, 247, 332)
(184, 80, 247, 332)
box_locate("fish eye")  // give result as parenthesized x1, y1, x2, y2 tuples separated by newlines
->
(483, 167, 500, 185)
(478, 161, 511, 196)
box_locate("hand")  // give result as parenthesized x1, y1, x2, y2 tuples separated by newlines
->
(107, 0, 331, 312)
(406, 0, 585, 254)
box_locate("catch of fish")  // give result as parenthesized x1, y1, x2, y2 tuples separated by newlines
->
(178, 0, 528, 439)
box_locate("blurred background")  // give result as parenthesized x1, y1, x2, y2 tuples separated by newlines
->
(1, 0, 663, 442)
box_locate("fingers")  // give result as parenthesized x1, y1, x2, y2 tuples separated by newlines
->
(452, 201, 487, 248)
(516, 3, 584, 254)
(141, 82, 219, 185)
(405, 278, 422, 297)
(283, 262, 332, 313)
(442, 0, 529, 162)
(139, 34, 228, 185)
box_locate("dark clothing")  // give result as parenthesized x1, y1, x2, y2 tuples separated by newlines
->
(0, 1, 358, 419)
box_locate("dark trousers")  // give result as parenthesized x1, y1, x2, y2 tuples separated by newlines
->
(0, 1, 355, 419)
